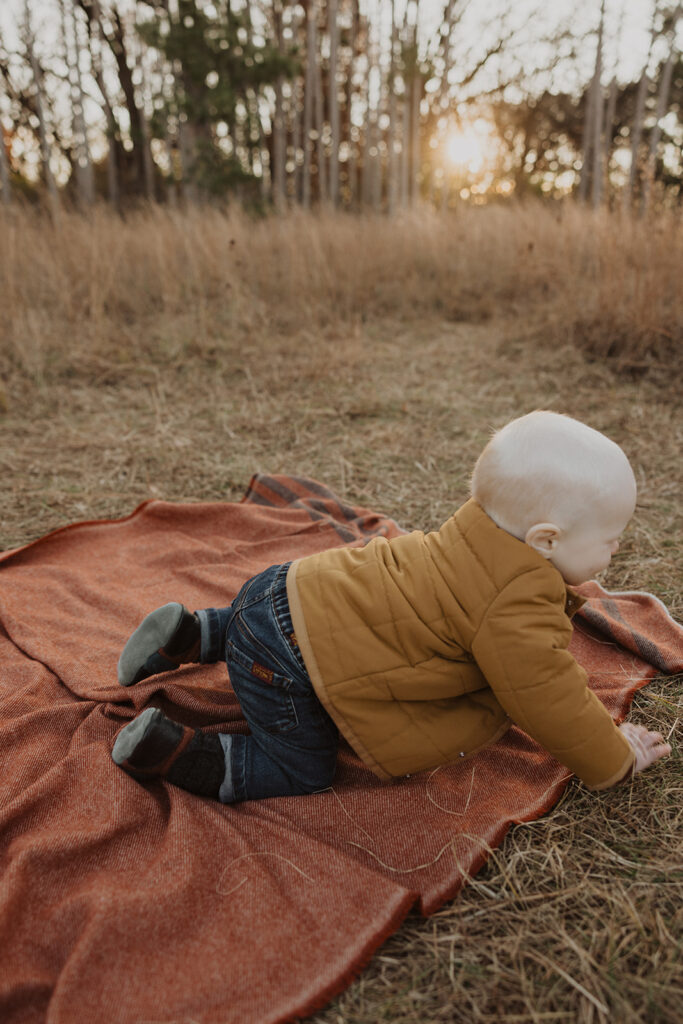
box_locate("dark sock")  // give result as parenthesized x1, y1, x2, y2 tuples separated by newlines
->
(167, 731, 225, 799)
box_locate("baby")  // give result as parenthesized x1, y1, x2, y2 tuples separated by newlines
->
(111, 411, 671, 802)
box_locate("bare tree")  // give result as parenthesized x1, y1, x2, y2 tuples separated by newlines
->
(591, 0, 606, 208)
(0, 46, 11, 208)
(429, 0, 461, 211)
(302, 0, 316, 208)
(624, 1, 658, 208)
(0, 114, 10, 207)
(130, 27, 156, 200)
(90, 0, 120, 209)
(642, 1, 682, 213)
(61, 0, 95, 205)
(272, 1, 287, 209)
(361, 2, 379, 209)
(289, 5, 305, 204)
(244, 1, 269, 202)
(409, 3, 422, 206)
(314, 2, 327, 203)
(386, 0, 399, 213)
(327, 0, 340, 205)
(345, 0, 361, 207)
(398, 0, 411, 209)
(22, 0, 60, 218)
(599, 3, 626, 206)
(576, 1, 604, 205)
(103, 2, 155, 197)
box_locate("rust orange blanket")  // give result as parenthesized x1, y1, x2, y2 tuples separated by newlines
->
(1, 476, 681, 1024)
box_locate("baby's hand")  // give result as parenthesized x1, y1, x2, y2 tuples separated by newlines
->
(619, 721, 672, 774)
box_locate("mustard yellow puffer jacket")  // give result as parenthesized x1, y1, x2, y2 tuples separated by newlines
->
(286, 498, 634, 789)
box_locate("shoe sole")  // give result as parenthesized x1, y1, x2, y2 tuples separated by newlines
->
(111, 707, 162, 764)
(117, 602, 184, 686)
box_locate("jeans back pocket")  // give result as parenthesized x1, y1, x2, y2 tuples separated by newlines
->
(226, 639, 299, 735)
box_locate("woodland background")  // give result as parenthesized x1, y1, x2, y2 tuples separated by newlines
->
(0, 0, 681, 214)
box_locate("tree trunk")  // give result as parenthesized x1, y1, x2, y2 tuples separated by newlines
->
(360, 10, 375, 208)
(400, 94, 410, 208)
(577, 80, 594, 202)
(626, 51, 651, 203)
(327, 0, 340, 205)
(371, 109, 381, 211)
(289, 6, 304, 204)
(177, 105, 198, 203)
(591, 0, 605, 208)
(345, 0, 360, 208)
(291, 77, 303, 205)
(90, 0, 120, 210)
(131, 31, 156, 201)
(435, 1, 458, 213)
(157, 57, 178, 207)
(0, 113, 11, 206)
(302, 0, 316, 208)
(244, 3, 269, 202)
(387, 0, 398, 214)
(108, 4, 153, 198)
(59, 0, 78, 189)
(22, 1, 60, 218)
(314, 10, 327, 204)
(69, 1, 95, 205)
(272, 2, 287, 210)
(624, 7, 657, 209)
(602, 78, 618, 205)
(641, 1, 682, 214)
(65, 0, 95, 206)
(410, 72, 421, 206)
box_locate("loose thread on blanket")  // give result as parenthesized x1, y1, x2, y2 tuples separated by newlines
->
(619, 661, 652, 685)
(425, 765, 476, 817)
(327, 786, 374, 842)
(346, 837, 458, 875)
(347, 829, 496, 878)
(216, 852, 315, 896)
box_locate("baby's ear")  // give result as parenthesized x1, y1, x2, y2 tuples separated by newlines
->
(525, 523, 561, 558)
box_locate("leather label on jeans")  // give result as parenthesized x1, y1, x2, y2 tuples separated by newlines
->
(251, 661, 274, 684)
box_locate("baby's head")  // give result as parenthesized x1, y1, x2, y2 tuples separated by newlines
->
(471, 411, 637, 585)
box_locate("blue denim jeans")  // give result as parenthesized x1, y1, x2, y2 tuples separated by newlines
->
(197, 563, 338, 802)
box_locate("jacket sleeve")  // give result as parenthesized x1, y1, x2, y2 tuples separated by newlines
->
(470, 567, 634, 790)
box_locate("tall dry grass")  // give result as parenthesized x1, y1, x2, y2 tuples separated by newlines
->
(1, 201, 681, 386)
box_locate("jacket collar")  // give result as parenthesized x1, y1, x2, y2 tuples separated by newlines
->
(450, 499, 587, 618)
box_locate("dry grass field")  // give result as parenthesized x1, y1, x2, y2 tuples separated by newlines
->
(0, 201, 681, 1023)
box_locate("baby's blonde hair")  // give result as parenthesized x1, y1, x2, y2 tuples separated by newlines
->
(470, 411, 635, 539)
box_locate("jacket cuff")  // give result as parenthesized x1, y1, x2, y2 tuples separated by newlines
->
(587, 746, 636, 791)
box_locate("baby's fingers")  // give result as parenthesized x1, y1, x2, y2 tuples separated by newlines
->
(640, 733, 671, 766)
(648, 740, 671, 763)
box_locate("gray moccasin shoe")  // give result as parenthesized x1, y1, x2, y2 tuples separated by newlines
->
(117, 602, 200, 686)
(112, 706, 224, 798)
